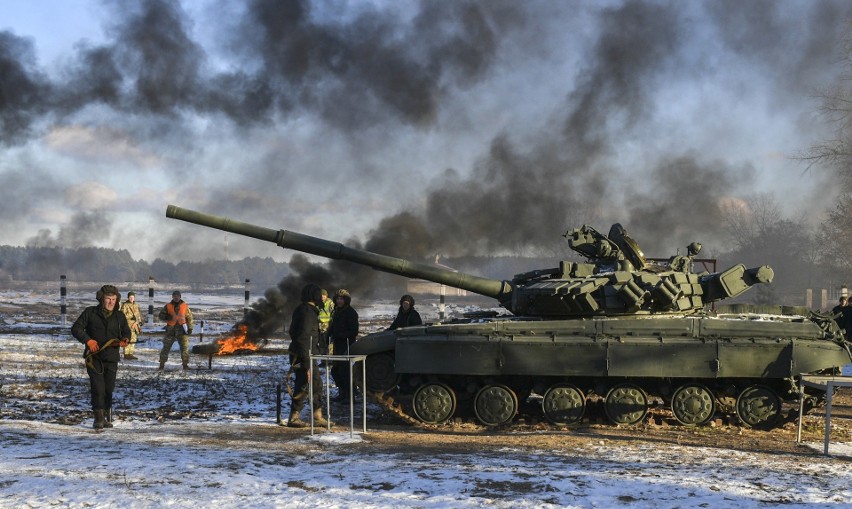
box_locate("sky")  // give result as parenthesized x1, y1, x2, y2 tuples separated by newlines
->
(0, 0, 849, 265)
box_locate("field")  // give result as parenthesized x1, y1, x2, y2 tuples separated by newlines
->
(1, 289, 851, 508)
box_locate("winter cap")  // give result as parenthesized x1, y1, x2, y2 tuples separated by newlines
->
(321, 288, 328, 296)
(172, 290, 182, 298)
(301, 283, 323, 304)
(335, 289, 350, 298)
(127, 291, 136, 298)
(96, 285, 120, 304)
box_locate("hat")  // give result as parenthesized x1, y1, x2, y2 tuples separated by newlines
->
(300, 284, 323, 304)
(127, 291, 136, 298)
(321, 289, 328, 296)
(172, 290, 182, 297)
(335, 289, 350, 298)
(96, 285, 120, 303)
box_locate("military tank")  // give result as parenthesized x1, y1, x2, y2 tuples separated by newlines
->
(166, 205, 852, 428)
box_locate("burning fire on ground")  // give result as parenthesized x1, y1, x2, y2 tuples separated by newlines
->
(215, 325, 263, 355)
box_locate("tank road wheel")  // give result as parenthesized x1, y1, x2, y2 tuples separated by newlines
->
(542, 383, 586, 425)
(735, 385, 781, 428)
(412, 383, 457, 424)
(671, 384, 716, 426)
(474, 384, 518, 426)
(362, 353, 400, 393)
(604, 383, 648, 425)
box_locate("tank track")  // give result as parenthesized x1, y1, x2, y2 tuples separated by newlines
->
(367, 390, 422, 426)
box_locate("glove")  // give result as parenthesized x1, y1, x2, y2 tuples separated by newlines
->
(119, 339, 129, 348)
(186, 328, 193, 335)
(86, 339, 99, 353)
(182, 324, 189, 334)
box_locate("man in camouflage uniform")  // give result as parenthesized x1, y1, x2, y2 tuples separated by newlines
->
(157, 290, 194, 370)
(120, 291, 143, 360)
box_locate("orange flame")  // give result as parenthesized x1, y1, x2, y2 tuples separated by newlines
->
(215, 325, 262, 355)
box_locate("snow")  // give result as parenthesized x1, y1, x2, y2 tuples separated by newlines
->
(2, 417, 852, 508)
(2, 293, 852, 508)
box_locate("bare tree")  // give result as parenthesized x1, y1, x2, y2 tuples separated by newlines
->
(800, 30, 852, 192)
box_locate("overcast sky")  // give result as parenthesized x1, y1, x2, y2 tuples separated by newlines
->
(0, 0, 848, 264)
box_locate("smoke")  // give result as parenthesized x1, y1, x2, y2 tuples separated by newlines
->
(2, 0, 851, 333)
(0, 0, 525, 142)
(197, 0, 852, 340)
(240, 251, 384, 341)
(0, 31, 51, 144)
(27, 211, 113, 249)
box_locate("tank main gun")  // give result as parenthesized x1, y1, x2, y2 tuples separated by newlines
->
(165, 205, 513, 304)
(166, 205, 774, 318)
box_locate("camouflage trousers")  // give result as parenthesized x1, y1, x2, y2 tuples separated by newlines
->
(124, 329, 139, 356)
(159, 326, 189, 365)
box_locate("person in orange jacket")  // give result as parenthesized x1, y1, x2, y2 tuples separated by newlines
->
(157, 290, 194, 370)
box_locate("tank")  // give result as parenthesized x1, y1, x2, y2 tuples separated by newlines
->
(166, 205, 852, 428)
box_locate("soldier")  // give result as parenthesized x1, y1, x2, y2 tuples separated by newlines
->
(157, 290, 194, 370)
(843, 297, 852, 340)
(831, 296, 846, 316)
(329, 288, 359, 403)
(71, 284, 131, 429)
(286, 283, 328, 428)
(388, 294, 423, 330)
(318, 288, 334, 356)
(120, 291, 143, 360)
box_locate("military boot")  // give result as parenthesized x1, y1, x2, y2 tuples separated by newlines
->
(312, 408, 329, 427)
(158, 361, 165, 371)
(103, 408, 114, 428)
(93, 409, 106, 430)
(182, 361, 189, 370)
(287, 411, 307, 428)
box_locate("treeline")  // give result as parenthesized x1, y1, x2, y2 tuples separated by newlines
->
(0, 245, 289, 285)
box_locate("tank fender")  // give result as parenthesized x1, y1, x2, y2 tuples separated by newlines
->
(349, 330, 398, 355)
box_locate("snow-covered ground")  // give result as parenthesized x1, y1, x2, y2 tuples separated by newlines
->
(3, 417, 852, 509)
(1, 291, 852, 508)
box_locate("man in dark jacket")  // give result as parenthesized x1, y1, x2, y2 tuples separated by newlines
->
(286, 283, 328, 428)
(328, 288, 360, 403)
(71, 284, 131, 430)
(388, 294, 423, 330)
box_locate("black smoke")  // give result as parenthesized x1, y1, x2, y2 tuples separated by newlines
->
(2, 0, 851, 337)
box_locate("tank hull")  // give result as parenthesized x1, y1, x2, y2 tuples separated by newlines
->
(351, 314, 851, 427)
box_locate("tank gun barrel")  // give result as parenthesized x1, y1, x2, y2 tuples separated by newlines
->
(166, 205, 512, 302)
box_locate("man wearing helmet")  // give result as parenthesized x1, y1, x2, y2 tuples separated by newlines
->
(328, 288, 360, 403)
(286, 283, 329, 428)
(71, 284, 131, 430)
(388, 294, 423, 330)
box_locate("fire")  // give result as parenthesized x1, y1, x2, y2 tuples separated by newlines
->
(215, 325, 261, 355)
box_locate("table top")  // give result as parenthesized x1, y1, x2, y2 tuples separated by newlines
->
(800, 375, 852, 389)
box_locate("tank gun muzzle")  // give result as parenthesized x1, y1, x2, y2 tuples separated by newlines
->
(701, 264, 774, 302)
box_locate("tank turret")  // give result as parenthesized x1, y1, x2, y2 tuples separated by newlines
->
(166, 205, 772, 318)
